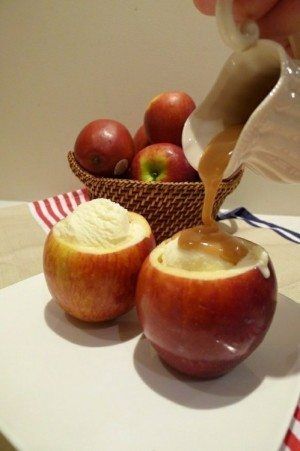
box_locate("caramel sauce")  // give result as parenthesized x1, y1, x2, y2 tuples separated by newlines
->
(179, 125, 248, 265)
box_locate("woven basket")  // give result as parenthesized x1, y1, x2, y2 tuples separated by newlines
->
(68, 151, 243, 243)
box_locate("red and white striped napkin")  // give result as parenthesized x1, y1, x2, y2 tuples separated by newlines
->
(29, 188, 300, 451)
(28, 188, 90, 232)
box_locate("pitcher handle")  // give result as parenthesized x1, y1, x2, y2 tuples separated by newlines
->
(216, 0, 259, 51)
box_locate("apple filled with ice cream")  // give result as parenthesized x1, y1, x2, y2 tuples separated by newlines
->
(43, 199, 155, 322)
(136, 125, 277, 379)
(136, 234, 277, 378)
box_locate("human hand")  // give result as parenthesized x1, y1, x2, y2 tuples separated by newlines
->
(194, 0, 300, 55)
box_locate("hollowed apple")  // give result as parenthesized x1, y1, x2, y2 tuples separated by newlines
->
(136, 236, 277, 378)
(44, 210, 155, 322)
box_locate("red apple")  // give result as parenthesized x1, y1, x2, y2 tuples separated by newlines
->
(74, 119, 135, 177)
(136, 237, 277, 378)
(130, 143, 198, 182)
(44, 209, 155, 322)
(133, 125, 151, 153)
(144, 92, 196, 146)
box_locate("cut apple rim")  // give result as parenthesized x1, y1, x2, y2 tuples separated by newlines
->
(53, 212, 151, 255)
(152, 236, 270, 280)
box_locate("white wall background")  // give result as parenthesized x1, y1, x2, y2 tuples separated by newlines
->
(1, 0, 299, 214)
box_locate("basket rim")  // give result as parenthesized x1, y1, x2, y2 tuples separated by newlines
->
(67, 150, 243, 187)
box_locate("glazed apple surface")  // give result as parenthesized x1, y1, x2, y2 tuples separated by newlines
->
(136, 235, 277, 378)
(144, 92, 196, 146)
(44, 199, 155, 322)
(133, 125, 150, 153)
(131, 143, 198, 182)
(74, 119, 135, 177)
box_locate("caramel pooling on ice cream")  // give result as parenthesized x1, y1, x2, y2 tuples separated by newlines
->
(179, 125, 248, 265)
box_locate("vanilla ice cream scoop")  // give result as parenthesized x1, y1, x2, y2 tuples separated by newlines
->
(44, 198, 155, 322)
(54, 198, 145, 251)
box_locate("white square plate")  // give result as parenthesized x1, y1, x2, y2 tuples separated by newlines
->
(0, 274, 299, 451)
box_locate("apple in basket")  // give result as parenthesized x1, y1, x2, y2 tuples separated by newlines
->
(130, 143, 198, 182)
(144, 92, 196, 146)
(133, 125, 151, 153)
(135, 235, 277, 378)
(74, 119, 135, 177)
(43, 199, 155, 322)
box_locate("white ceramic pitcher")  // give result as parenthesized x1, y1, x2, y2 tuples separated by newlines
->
(183, 0, 300, 183)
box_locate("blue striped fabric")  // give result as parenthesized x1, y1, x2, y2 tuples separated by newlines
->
(217, 207, 300, 244)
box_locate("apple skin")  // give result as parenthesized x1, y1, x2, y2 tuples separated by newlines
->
(43, 215, 155, 322)
(130, 143, 198, 182)
(133, 125, 151, 153)
(144, 92, 196, 146)
(74, 119, 135, 177)
(136, 255, 277, 378)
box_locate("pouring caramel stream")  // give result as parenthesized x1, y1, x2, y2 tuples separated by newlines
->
(179, 125, 248, 265)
